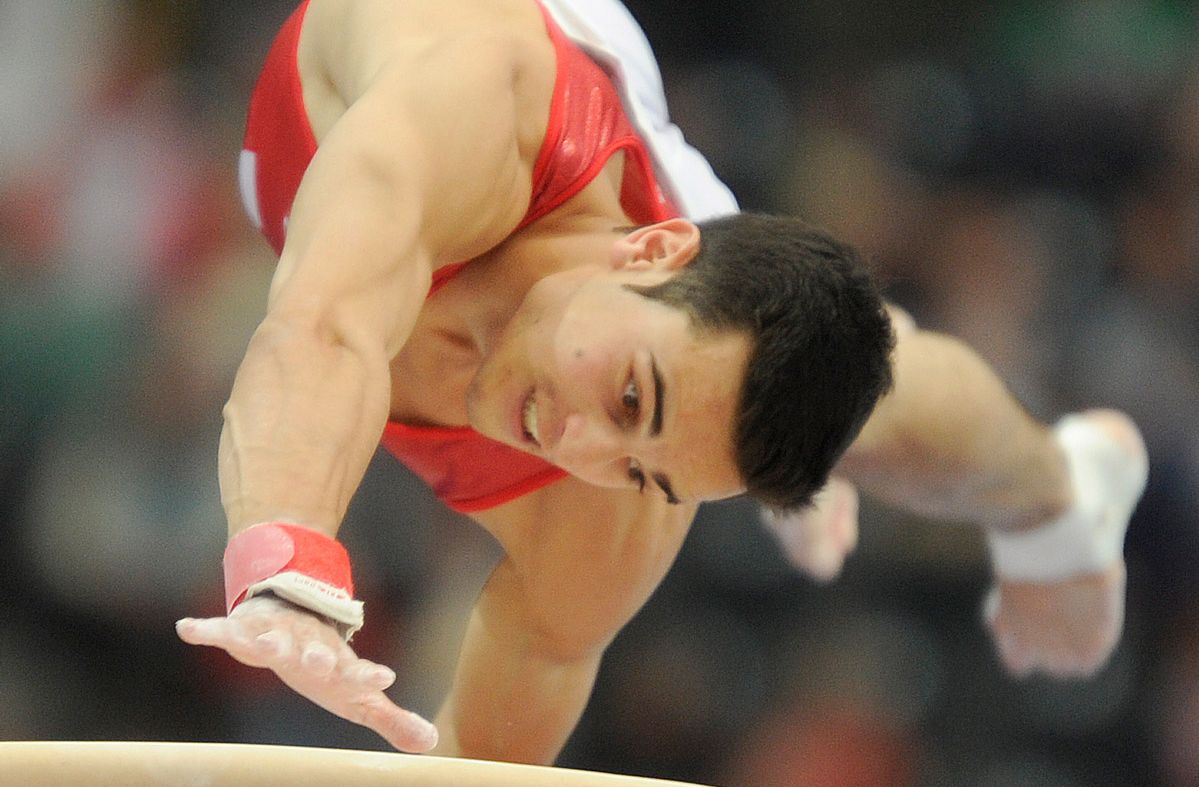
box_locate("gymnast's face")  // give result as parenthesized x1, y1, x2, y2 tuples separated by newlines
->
(466, 223, 749, 504)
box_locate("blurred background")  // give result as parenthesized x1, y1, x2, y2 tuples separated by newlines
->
(1, 0, 1197, 784)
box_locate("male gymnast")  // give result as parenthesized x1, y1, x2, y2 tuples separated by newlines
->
(177, 0, 1148, 764)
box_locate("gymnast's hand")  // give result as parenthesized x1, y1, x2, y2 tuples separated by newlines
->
(761, 476, 860, 583)
(984, 562, 1125, 678)
(176, 596, 439, 752)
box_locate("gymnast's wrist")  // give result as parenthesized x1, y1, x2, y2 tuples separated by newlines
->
(985, 511, 1122, 584)
(986, 414, 1141, 584)
(249, 590, 342, 631)
(223, 522, 365, 640)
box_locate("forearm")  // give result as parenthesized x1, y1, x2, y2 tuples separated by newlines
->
(222, 124, 434, 539)
(433, 646, 602, 765)
(219, 314, 392, 538)
(431, 575, 606, 764)
(840, 325, 1070, 532)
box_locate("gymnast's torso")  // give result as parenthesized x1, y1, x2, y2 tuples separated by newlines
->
(239, 0, 686, 511)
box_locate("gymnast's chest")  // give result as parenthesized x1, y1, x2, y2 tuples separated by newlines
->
(387, 308, 477, 427)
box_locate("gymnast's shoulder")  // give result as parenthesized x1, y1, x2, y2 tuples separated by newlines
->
(300, 0, 556, 113)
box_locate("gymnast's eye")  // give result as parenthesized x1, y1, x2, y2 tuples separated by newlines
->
(627, 459, 647, 493)
(621, 377, 640, 423)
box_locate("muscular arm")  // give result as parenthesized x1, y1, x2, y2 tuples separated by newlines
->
(778, 306, 1069, 575)
(432, 559, 606, 762)
(785, 306, 1140, 679)
(839, 307, 1069, 532)
(434, 478, 697, 764)
(220, 29, 544, 538)
(179, 18, 556, 753)
(218, 149, 431, 536)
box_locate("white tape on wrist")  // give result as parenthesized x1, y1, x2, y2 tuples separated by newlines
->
(244, 572, 365, 640)
(986, 415, 1147, 583)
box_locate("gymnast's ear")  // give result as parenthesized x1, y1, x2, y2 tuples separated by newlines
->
(610, 218, 700, 272)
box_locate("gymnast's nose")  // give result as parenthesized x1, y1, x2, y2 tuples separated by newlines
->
(548, 412, 630, 484)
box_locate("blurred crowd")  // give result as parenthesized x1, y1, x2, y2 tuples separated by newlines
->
(2, 0, 1197, 785)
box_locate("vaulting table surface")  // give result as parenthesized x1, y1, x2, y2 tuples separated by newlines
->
(0, 741, 710, 787)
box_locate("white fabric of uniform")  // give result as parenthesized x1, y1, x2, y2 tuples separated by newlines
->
(538, 0, 740, 222)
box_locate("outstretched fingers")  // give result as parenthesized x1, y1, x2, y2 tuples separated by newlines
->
(351, 693, 440, 752)
(176, 601, 438, 752)
(295, 652, 436, 752)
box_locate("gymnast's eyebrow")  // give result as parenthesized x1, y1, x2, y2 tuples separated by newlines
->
(652, 472, 680, 505)
(649, 356, 664, 438)
(646, 357, 678, 504)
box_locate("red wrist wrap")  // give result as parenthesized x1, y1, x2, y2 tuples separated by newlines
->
(223, 523, 355, 614)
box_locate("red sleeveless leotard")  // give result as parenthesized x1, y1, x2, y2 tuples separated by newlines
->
(240, 0, 679, 513)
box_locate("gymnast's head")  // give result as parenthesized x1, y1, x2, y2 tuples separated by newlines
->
(625, 212, 896, 510)
(466, 212, 894, 509)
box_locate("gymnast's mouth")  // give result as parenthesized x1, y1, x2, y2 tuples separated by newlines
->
(521, 392, 541, 448)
